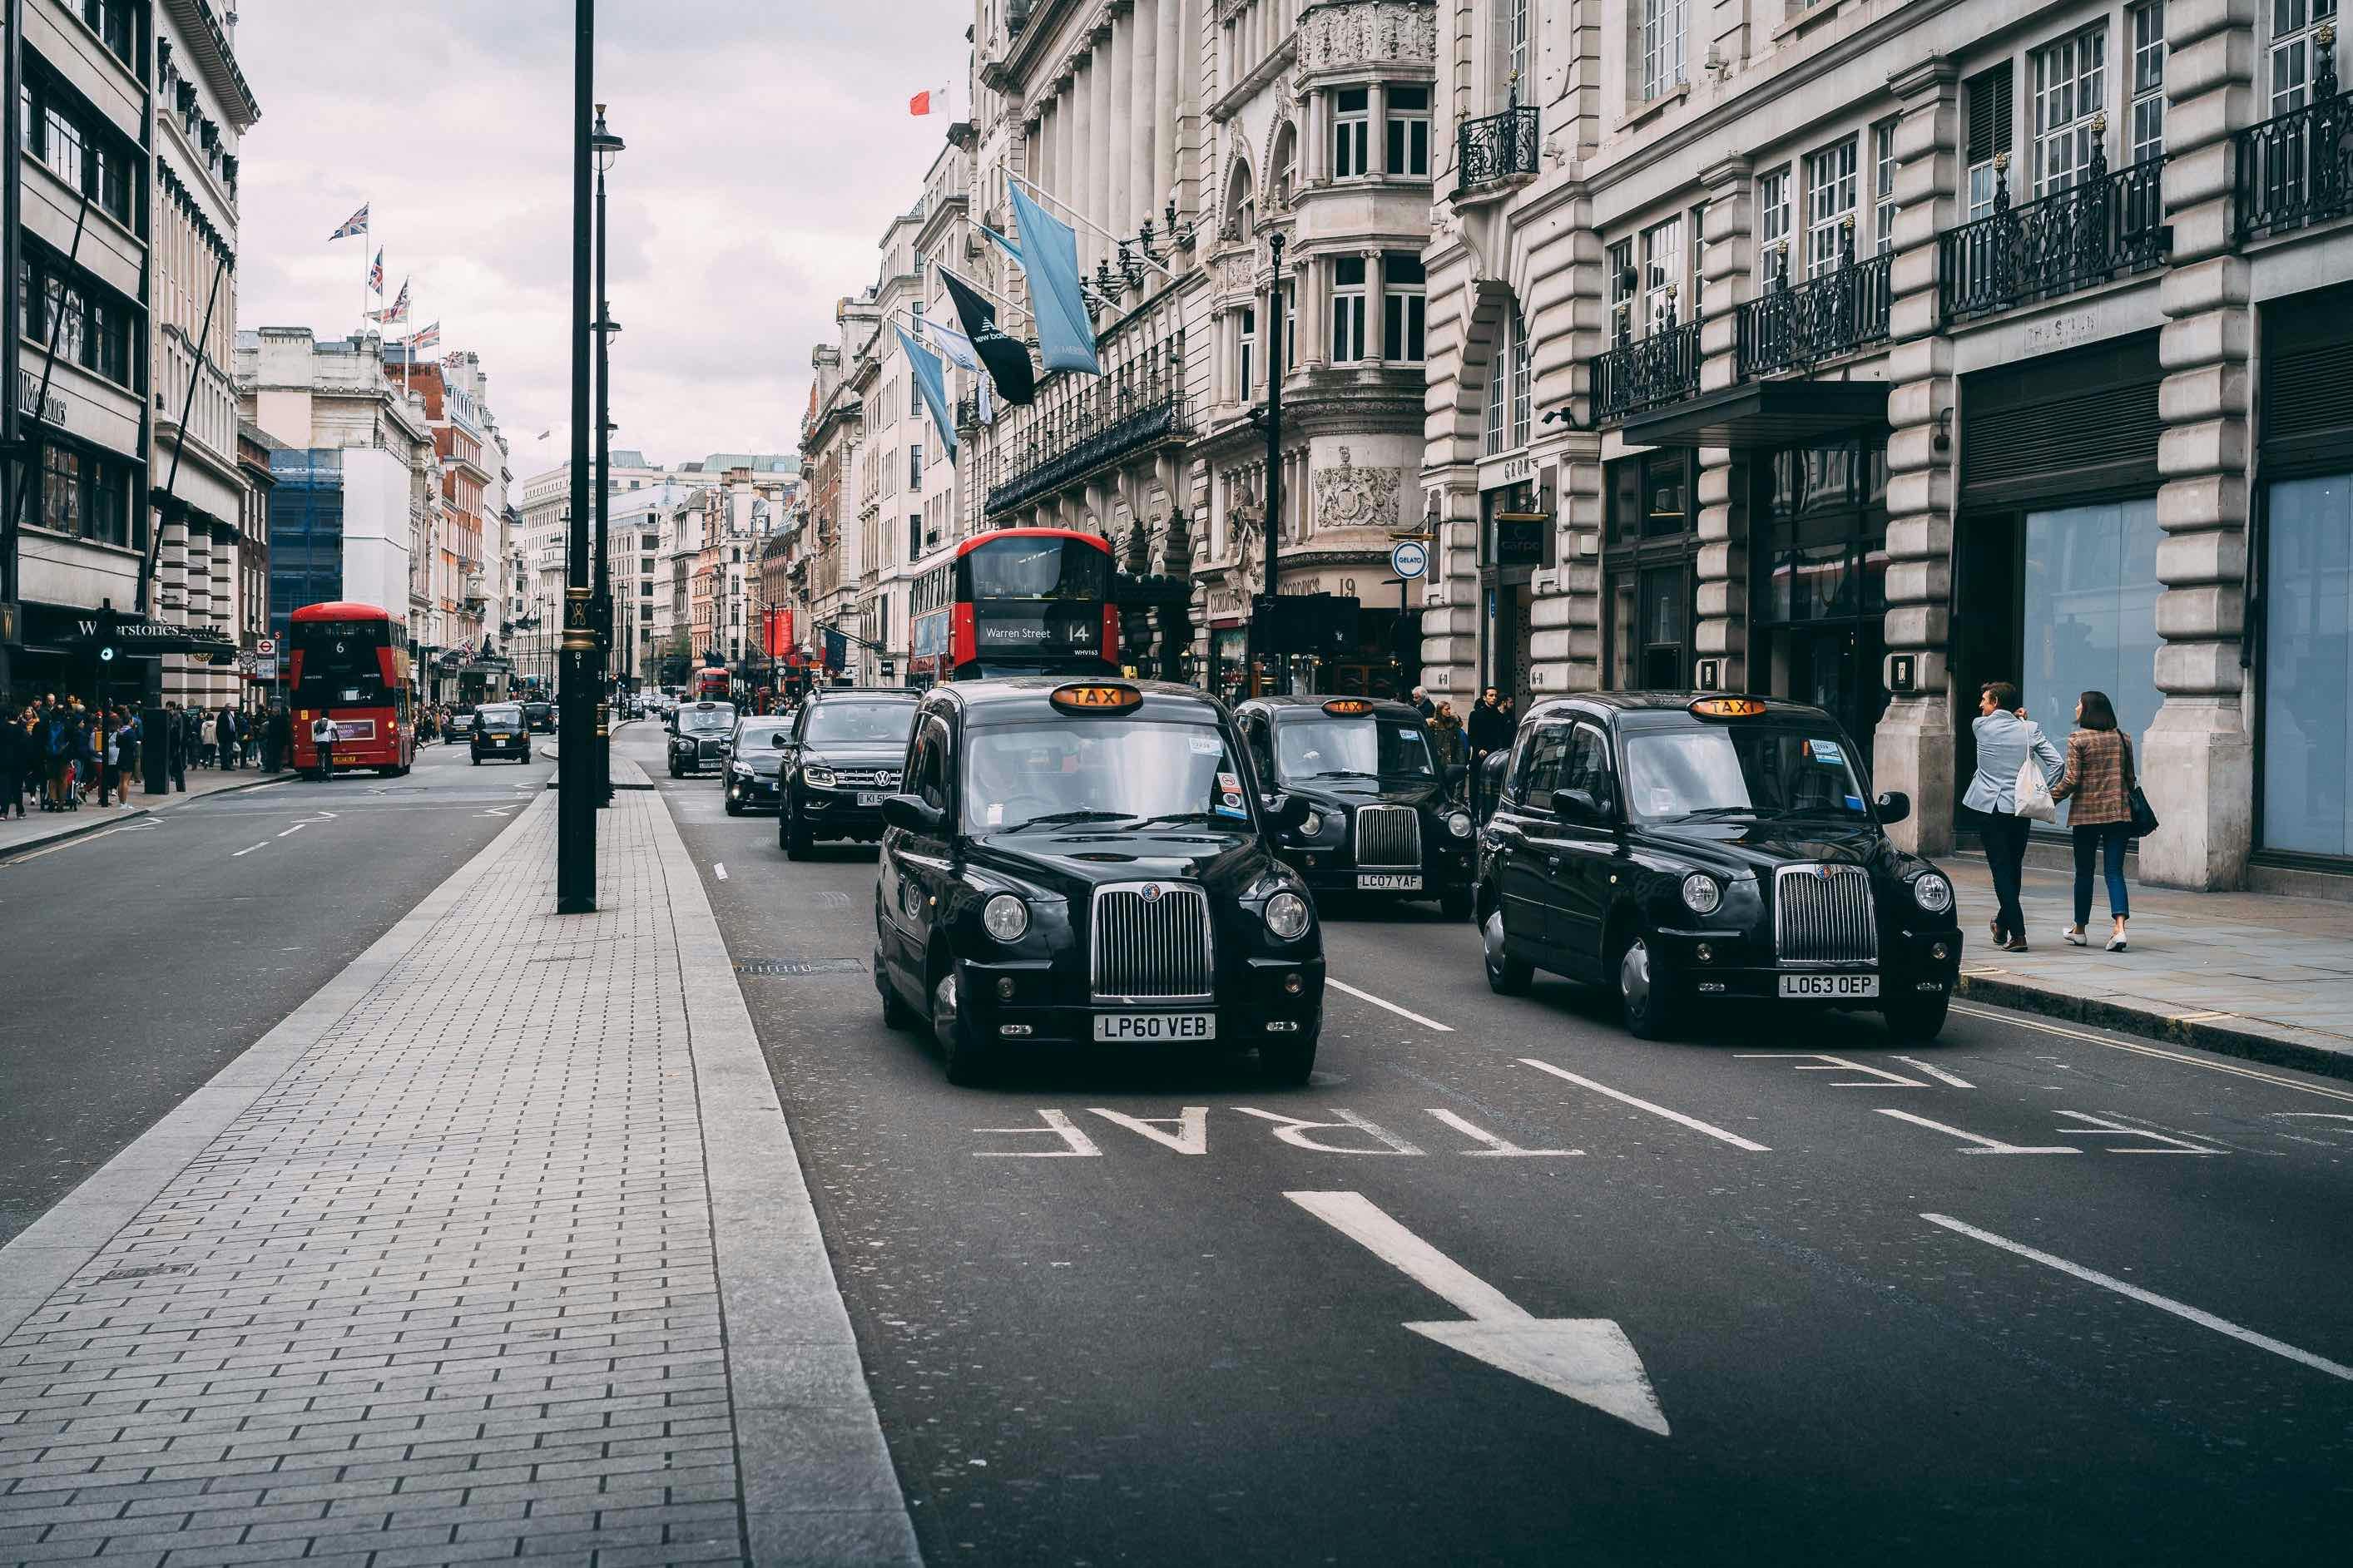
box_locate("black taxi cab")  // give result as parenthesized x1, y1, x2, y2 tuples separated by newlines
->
(1475, 694, 1962, 1041)
(874, 678, 1326, 1085)
(470, 703, 531, 764)
(1234, 695, 1475, 918)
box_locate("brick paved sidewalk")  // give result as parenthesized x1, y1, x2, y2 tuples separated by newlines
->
(0, 789, 916, 1566)
(0, 770, 287, 861)
(1945, 853, 2353, 1080)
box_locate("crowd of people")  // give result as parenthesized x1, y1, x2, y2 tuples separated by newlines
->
(0, 696, 296, 819)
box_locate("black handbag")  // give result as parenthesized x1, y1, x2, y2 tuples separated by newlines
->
(2128, 785, 2160, 838)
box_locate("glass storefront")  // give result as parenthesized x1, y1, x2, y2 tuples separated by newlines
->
(2262, 472, 2353, 857)
(1751, 440, 1890, 754)
(1604, 452, 1697, 691)
(2019, 497, 2162, 802)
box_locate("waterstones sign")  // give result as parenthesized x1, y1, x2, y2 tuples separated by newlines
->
(19, 603, 237, 657)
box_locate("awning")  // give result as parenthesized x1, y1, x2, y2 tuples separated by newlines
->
(1618, 378, 1890, 450)
(13, 601, 240, 660)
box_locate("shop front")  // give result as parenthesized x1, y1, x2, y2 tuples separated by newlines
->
(1749, 439, 1890, 758)
(1479, 470, 1545, 705)
(9, 601, 237, 704)
(1601, 452, 1697, 693)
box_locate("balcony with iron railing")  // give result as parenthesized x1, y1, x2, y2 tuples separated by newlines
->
(1454, 104, 1539, 198)
(1589, 293, 1702, 424)
(1737, 223, 1895, 380)
(984, 332, 1191, 516)
(1938, 124, 2169, 324)
(2235, 30, 2350, 244)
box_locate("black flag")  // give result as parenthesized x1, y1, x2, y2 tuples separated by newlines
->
(939, 266, 1036, 407)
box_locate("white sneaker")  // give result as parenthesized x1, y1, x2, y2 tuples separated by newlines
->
(2064, 927, 2088, 947)
(2107, 932, 2128, 952)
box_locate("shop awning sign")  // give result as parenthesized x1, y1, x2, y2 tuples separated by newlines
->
(1390, 540, 1429, 581)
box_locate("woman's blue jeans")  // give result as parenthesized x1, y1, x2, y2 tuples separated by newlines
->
(2073, 821, 2131, 926)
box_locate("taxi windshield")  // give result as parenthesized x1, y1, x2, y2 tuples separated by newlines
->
(1275, 716, 1434, 784)
(478, 707, 520, 728)
(1620, 723, 1870, 824)
(678, 705, 735, 734)
(963, 720, 1253, 833)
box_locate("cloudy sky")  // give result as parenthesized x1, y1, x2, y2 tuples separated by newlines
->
(235, 0, 970, 483)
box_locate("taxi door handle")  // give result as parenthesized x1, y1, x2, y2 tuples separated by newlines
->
(1545, 855, 1561, 870)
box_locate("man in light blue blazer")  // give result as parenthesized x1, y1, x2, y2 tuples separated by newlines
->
(1964, 680, 2064, 951)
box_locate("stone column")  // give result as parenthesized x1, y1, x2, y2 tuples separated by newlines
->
(1092, 27, 1117, 265)
(1366, 245, 1387, 363)
(1071, 62, 1094, 271)
(1132, 0, 1158, 238)
(2143, 0, 2257, 888)
(1873, 58, 1961, 856)
(1107, 13, 1134, 255)
(1154, 0, 1180, 203)
(1694, 158, 1754, 692)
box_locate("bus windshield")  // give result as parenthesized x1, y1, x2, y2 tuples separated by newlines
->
(961, 537, 1109, 601)
(291, 619, 393, 707)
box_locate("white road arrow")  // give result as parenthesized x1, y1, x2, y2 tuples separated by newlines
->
(1285, 1190, 1669, 1436)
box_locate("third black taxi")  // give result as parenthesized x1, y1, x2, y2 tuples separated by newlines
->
(1233, 695, 1476, 918)
(874, 678, 1326, 1085)
(1474, 694, 1961, 1041)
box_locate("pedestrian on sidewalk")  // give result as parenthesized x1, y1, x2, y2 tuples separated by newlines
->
(166, 703, 188, 792)
(1467, 685, 1513, 815)
(218, 705, 240, 772)
(2053, 690, 2136, 953)
(1429, 700, 1465, 766)
(311, 713, 338, 781)
(0, 706, 29, 819)
(265, 705, 290, 773)
(1963, 680, 2063, 952)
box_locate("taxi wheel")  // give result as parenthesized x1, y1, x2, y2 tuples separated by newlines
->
(471, 754, 481, 766)
(1617, 935, 1682, 1041)
(1260, 1033, 1318, 1086)
(1883, 992, 1951, 1042)
(725, 795, 743, 817)
(878, 963, 916, 1030)
(934, 973, 992, 1086)
(1482, 909, 1532, 996)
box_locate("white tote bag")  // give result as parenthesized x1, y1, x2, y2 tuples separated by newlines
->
(2014, 752, 2058, 824)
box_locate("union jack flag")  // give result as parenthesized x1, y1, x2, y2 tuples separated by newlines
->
(441, 351, 465, 367)
(329, 203, 369, 240)
(368, 249, 384, 292)
(381, 278, 409, 322)
(405, 321, 440, 350)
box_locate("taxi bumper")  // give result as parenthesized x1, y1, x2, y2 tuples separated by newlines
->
(952, 953, 1326, 1047)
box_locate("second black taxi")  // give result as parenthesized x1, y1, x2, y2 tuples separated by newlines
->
(1475, 694, 1962, 1041)
(1234, 695, 1475, 918)
(874, 678, 1326, 1085)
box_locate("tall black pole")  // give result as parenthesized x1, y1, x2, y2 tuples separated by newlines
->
(592, 114, 612, 809)
(1261, 229, 1285, 697)
(556, 0, 596, 913)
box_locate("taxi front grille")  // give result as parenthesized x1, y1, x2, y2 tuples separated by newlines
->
(1354, 805, 1421, 868)
(1090, 883, 1214, 1002)
(1774, 864, 1879, 964)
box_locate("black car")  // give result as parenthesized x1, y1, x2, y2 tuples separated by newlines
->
(874, 678, 1325, 1085)
(522, 700, 553, 734)
(1234, 695, 1476, 919)
(723, 716, 794, 816)
(668, 700, 737, 776)
(777, 689, 919, 858)
(1475, 694, 1962, 1041)
(445, 705, 475, 744)
(471, 704, 531, 764)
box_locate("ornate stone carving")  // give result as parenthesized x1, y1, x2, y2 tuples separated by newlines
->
(1314, 446, 1404, 532)
(1295, 1, 1438, 74)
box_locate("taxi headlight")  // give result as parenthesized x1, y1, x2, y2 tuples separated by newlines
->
(1446, 809, 1474, 838)
(1912, 872, 1954, 913)
(981, 893, 1029, 943)
(802, 764, 836, 789)
(1299, 811, 1323, 838)
(1680, 872, 1722, 917)
(1264, 891, 1311, 942)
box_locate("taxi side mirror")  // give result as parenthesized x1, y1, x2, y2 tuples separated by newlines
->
(1875, 790, 1910, 825)
(1552, 787, 1608, 823)
(882, 794, 943, 835)
(1266, 793, 1312, 831)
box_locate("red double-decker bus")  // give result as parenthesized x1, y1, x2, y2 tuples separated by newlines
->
(287, 601, 417, 776)
(907, 528, 1118, 685)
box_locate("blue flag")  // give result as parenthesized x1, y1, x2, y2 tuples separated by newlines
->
(1006, 181, 1101, 375)
(893, 324, 958, 461)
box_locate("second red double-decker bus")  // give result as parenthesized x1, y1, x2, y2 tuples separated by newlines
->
(288, 601, 417, 776)
(907, 528, 1117, 685)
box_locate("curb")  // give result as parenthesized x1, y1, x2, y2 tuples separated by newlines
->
(0, 772, 286, 860)
(1954, 970, 2353, 1084)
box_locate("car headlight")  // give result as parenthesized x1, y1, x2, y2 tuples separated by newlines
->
(1446, 809, 1474, 838)
(1264, 891, 1311, 942)
(1298, 811, 1323, 838)
(1912, 872, 1954, 913)
(803, 764, 836, 789)
(1680, 872, 1721, 917)
(981, 893, 1028, 943)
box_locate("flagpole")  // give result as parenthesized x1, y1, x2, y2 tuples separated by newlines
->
(1009, 173, 1174, 276)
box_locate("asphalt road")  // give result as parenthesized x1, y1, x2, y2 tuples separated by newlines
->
(0, 736, 552, 1247)
(623, 725, 2353, 1566)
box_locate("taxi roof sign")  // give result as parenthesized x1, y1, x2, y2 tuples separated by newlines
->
(1689, 696, 1770, 719)
(1321, 698, 1375, 716)
(1050, 683, 1143, 713)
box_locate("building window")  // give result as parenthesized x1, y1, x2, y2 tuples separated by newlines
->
(909, 513, 921, 563)
(909, 444, 924, 491)
(1641, 0, 1688, 101)
(1330, 256, 1368, 363)
(1334, 88, 1370, 177)
(1385, 86, 1430, 176)
(1873, 120, 1900, 254)
(1757, 168, 1791, 282)
(1965, 62, 2015, 220)
(1238, 305, 1256, 401)
(1607, 239, 1635, 341)
(21, 77, 140, 230)
(1511, 309, 1533, 450)
(82, 1, 136, 68)
(1382, 253, 1425, 362)
(2269, 0, 2341, 115)
(1484, 314, 1509, 455)
(1501, 0, 1529, 102)
(42, 447, 80, 537)
(1806, 138, 1858, 277)
(2031, 27, 2108, 196)
(19, 246, 140, 392)
(1641, 216, 1682, 332)
(2129, 2, 2166, 161)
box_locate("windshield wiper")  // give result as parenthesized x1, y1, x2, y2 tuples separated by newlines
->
(998, 809, 1138, 833)
(1297, 769, 1379, 779)
(1660, 804, 1762, 821)
(1127, 809, 1235, 829)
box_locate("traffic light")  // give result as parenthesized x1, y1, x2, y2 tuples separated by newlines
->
(86, 605, 121, 670)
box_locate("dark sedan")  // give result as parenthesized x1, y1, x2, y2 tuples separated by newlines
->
(723, 718, 794, 815)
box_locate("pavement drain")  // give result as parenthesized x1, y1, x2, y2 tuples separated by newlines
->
(95, 1262, 191, 1284)
(737, 957, 865, 977)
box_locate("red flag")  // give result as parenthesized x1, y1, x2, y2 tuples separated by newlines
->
(909, 85, 948, 116)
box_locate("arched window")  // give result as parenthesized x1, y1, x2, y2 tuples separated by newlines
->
(1271, 122, 1297, 208)
(1225, 160, 1256, 240)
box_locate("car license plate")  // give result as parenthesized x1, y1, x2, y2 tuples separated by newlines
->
(1777, 973, 1880, 999)
(1357, 873, 1424, 891)
(856, 791, 884, 807)
(1093, 1012, 1217, 1042)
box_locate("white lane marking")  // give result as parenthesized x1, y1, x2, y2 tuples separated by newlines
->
(1520, 1059, 1771, 1152)
(1949, 1002, 2353, 1105)
(1235, 1107, 1424, 1155)
(276, 822, 305, 837)
(1425, 1109, 1581, 1156)
(1736, 1052, 1928, 1087)
(1895, 1056, 1975, 1088)
(972, 1110, 1102, 1157)
(714, 863, 728, 881)
(2051, 1110, 2225, 1155)
(1087, 1107, 1207, 1154)
(1875, 1107, 2079, 1154)
(1327, 977, 1454, 1033)
(231, 842, 269, 858)
(1286, 1191, 1670, 1436)
(1921, 1213, 2353, 1384)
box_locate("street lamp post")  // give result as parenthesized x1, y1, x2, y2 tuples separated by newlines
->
(592, 104, 624, 808)
(1256, 228, 1286, 697)
(556, 0, 597, 913)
